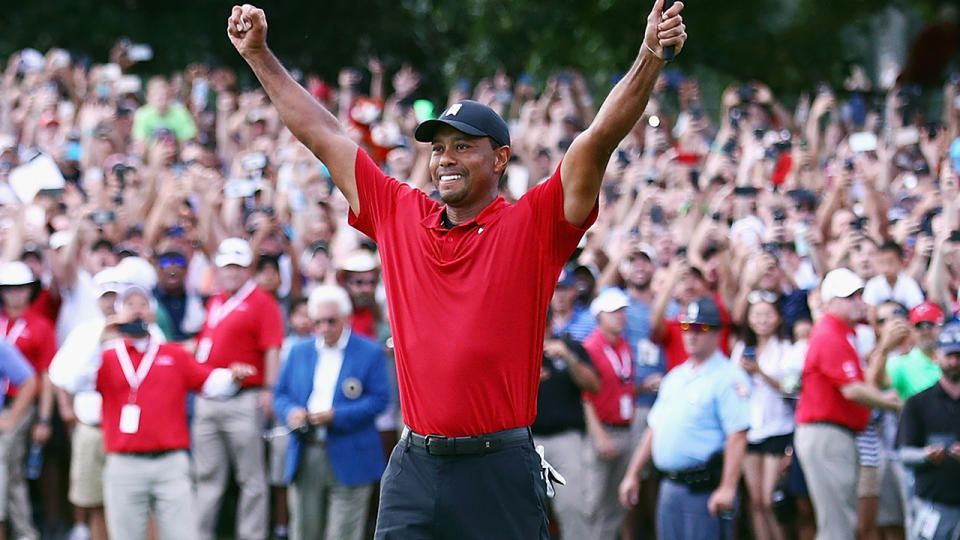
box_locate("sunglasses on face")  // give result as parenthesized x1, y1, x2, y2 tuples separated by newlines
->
(314, 317, 340, 326)
(159, 256, 187, 268)
(914, 321, 938, 329)
(680, 322, 716, 333)
(748, 290, 779, 305)
(347, 279, 378, 287)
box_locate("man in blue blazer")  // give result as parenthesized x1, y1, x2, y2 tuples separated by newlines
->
(274, 284, 390, 540)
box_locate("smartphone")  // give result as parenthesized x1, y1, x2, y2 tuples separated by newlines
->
(742, 346, 756, 361)
(950, 230, 960, 243)
(90, 210, 116, 225)
(772, 207, 786, 222)
(650, 205, 665, 225)
(849, 132, 878, 153)
(734, 186, 759, 197)
(242, 152, 268, 172)
(126, 44, 154, 62)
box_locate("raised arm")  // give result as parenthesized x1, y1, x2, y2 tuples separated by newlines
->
(228, 5, 360, 214)
(559, 0, 686, 226)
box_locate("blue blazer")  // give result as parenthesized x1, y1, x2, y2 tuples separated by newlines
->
(273, 332, 390, 486)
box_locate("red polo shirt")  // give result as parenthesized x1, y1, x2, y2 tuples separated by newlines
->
(349, 149, 596, 436)
(3, 311, 57, 397)
(795, 313, 870, 431)
(97, 340, 211, 453)
(582, 329, 635, 426)
(196, 286, 284, 387)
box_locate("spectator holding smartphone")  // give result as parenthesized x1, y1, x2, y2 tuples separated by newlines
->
(730, 291, 800, 540)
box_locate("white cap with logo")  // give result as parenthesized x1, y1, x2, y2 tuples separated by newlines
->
(820, 267, 864, 303)
(215, 238, 254, 268)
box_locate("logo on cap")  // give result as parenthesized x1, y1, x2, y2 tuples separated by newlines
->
(444, 104, 462, 117)
(686, 302, 700, 321)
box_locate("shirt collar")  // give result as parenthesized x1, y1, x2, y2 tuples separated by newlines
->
(420, 196, 511, 231)
(316, 327, 351, 353)
(822, 312, 855, 335)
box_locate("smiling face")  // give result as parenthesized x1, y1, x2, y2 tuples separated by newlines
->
(428, 126, 509, 217)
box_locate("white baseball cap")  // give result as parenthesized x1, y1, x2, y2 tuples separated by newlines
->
(590, 287, 630, 317)
(820, 267, 864, 303)
(214, 238, 253, 268)
(337, 250, 379, 273)
(93, 266, 126, 296)
(0, 262, 35, 286)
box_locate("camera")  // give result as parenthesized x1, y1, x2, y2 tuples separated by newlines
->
(242, 153, 268, 172)
(738, 84, 755, 102)
(772, 207, 786, 222)
(90, 210, 116, 225)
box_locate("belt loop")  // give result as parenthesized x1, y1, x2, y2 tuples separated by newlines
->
(401, 427, 412, 450)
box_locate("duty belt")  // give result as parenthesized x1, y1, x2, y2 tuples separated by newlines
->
(402, 426, 532, 456)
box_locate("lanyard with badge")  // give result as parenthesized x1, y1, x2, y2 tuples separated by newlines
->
(0, 317, 27, 345)
(603, 342, 634, 421)
(112, 339, 160, 434)
(195, 281, 256, 363)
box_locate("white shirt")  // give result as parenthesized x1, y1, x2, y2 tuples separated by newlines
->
(862, 273, 924, 309)
(731, 338, 802, 443)
(307, 329, 350, 414)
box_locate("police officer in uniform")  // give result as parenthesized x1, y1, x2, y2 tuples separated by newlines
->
(619, 296, 750, 539)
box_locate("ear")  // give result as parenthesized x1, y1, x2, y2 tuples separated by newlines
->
(493, 145, 512, 175)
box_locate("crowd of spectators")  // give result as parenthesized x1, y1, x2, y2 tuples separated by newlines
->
(0, 39, 959, 540)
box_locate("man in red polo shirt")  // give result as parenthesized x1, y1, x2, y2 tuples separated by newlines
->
(54, 284, 256, 540)
(227, 2, 687, 536)
(582, 288, 636, 540)
(0, 261, 57, 540)
(192, 238, 284, 540)
(795, 268, 902, 540)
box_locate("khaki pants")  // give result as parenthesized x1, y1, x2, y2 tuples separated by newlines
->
(192, 390, 268, 540)
(69, 422, 105, 507)
(535, 430, 590, 540)
(103, 450, 197, 540)
(795, 423, 860, 540)
(289, 443, 373, 540)
(584, 425, 634, 540)
(0, 404, 38, 539)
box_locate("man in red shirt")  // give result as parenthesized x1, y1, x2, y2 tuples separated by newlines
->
(336, 250, 387, 341)
(794, 268, 901, 540)
(227, 2, 686, 536)
(55, 284, 255, 540)
(0, 261, 57, 540)
(582, 288, 636, 540)
(192, 238, 285, 540)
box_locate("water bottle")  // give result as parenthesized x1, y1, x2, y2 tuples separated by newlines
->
(25, 443, 43, 480)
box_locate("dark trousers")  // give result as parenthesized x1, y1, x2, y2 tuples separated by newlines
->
(374, 438, 549, 539)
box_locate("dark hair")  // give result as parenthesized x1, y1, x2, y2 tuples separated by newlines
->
(288, 296, 308, 313)
(878, 240, 904, 259)
(740, 297, 785, 346)
(255, 254, 280, 273)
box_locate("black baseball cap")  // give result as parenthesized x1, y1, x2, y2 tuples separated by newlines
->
(680, 296, 724, 327)
(414, 100, 510, 148)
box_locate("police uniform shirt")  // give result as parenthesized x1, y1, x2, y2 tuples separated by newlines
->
(647, 350, 751, 472)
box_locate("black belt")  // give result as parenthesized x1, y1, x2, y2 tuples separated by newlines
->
(403, 426, 532, 456)
(114, 449, 178, 459)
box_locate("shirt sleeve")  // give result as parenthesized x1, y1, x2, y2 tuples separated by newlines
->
(0, 341, 34, 387)
(348, 148, 433, 242)
(716, 368, 752, 435)
(896, 394, 924, 449)
(513, 163, 598, 265)
(34, 318, 57, 373)
(48, 329, 102, 394)
(815, 335, 863, 387)
(177, 346, 217, 393)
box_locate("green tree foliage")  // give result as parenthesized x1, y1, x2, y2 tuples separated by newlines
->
(0, 0, 950, 98)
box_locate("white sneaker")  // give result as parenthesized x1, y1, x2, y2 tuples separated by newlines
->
(67, 524, 92, 540)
